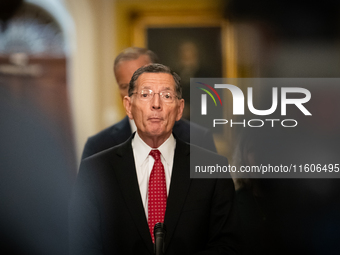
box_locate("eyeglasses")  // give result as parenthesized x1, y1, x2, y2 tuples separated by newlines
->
(130, 89, 179, 103)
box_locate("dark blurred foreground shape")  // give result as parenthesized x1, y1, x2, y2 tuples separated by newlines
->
(226, 1, 340, 254)
(1, 1, 75, 254)
(0, 86, 75, 255)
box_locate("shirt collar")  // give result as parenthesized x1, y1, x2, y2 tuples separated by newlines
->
(132, 131, 176, 167)
(157, 133, 176, 166)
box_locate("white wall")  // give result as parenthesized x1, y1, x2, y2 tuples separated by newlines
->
(26, 0, 121, 164)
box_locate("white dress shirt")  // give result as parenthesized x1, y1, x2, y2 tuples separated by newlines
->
(131, 131, 176, 219)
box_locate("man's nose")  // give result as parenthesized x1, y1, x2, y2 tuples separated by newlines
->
(151, 93, 161, 109)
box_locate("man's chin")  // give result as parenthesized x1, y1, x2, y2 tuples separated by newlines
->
(146, 123, 163, 132)
(140, 123, 172, 139)
(144, 128, 171, 139)
(146, 129, 164, 137)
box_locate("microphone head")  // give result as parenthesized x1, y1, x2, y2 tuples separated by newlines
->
(154, 222, 166, 231)
(154, 222, 166, 236)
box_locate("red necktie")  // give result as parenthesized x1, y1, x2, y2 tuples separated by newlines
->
(148, 149, 167, 243)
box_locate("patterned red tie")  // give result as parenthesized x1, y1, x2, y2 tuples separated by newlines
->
(148, 149, 167, 243)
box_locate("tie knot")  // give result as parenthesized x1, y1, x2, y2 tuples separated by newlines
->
(149, 149, 161, 161)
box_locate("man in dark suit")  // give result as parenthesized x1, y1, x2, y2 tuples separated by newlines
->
(69, 64, 239, 254)
(81, 47, 216, 160)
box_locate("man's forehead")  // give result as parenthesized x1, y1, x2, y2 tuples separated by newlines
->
(141, 85, 173, 91)
(136, 72, 176, 89)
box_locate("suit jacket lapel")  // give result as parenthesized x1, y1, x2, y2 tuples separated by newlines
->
(164, 139, 191, 251)
(109, 136, 154, 254)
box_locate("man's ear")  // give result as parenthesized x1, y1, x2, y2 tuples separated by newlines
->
(176, 98, 185, 121)
(123, 96, 133, 120)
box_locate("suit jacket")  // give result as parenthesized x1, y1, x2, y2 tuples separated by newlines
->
(81, 116, 216, 160)
(70, 136, 239, 255)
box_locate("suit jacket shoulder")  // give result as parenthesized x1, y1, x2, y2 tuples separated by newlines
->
(71, 136, 153, 254)
(81, 116, 132, 160)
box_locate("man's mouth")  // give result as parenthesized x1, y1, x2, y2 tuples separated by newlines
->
(148, 116, 163, 122)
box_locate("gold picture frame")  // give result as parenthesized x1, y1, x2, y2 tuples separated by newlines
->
(131, 10, 237, 78)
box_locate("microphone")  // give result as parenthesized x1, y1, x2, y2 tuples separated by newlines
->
(154, 222, 166, 255)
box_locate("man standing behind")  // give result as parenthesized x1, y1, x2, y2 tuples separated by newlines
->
(81, 47, 216, 160)
(69, 64, 239, 254)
